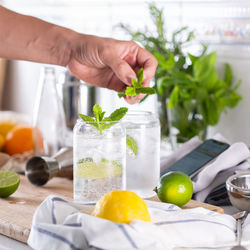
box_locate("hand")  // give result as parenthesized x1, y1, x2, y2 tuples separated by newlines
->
(67, 34, 158, 104)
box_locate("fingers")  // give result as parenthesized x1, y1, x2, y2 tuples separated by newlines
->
(137, 47, 158, 84)
(101, 51, 137, 87)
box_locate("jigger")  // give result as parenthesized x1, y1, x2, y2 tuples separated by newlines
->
(25, 147, 73, 186)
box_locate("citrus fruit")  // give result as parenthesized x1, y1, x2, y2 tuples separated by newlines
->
(91, 190, 151, 224)
(4, 126, 43, 155)
(76, 161, 122, 179)
(0, 121, 17, 138)
(0, 170, 20, 198)
(154, 171, 193, 207)
(4, 126, 34, 155)
(0, 134, 5, 151)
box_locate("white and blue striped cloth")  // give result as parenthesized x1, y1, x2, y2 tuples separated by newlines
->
(28, 195, 250, 250)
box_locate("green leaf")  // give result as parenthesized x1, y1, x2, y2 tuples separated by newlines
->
(168, 86, 179, 109)
(99, 112, 105, 121)
(100, 121, 118, 131)
(224, 63, 232, 86)
(93, 104, 102, 123)
(131, 78, 139, 88)
(125, 86, 136, 96)
(188, 53, 199, 64)
(136, 87, 156, 95)
(79, 105, 128, 135)
(136, 68, 144, 85)
(126, 134, 138, 156)
(194, 52, 217, 82)
(118, 92, 126, 98)
(78, 114, 99, 130)
(78, 114, 95, 123)
(109, 107, 128, 121)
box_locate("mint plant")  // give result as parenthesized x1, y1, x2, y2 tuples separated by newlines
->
(119, 3, 242, 142)
(79, 104, 128, 135)
(118, 68, 156, 98)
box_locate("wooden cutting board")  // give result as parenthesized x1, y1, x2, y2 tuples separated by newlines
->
(0, 175, 224, 244)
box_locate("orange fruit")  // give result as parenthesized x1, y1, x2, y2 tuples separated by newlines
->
(4, 126, 43, 155)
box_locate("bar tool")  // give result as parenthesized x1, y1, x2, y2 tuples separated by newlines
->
(25, 147, 73, 186)
(226, 172, 250, 249)
(57, 70, 96, 130)
(231, 211, 248, 250)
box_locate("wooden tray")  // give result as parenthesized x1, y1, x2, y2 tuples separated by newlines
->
(0, 175, 223, 244)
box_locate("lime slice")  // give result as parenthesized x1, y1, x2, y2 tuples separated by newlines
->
(0, 170, 20, 198)
(76, 161, 122, 180)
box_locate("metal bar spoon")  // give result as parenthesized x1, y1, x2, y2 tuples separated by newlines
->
(231, 210, 248, 250)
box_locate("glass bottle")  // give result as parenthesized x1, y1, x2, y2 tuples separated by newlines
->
(33, 67, 66, 156)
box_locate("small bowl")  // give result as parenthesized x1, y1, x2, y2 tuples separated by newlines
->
(226, 172, 250, 212)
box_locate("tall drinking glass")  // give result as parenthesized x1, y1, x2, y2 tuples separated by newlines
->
(73, 119, 126, 204)
(123, 111, 160, 198)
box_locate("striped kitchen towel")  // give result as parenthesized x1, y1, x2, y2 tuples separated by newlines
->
(28, 195, 250, 250)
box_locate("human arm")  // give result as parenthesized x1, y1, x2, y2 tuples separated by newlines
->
(0, 6, 157, 102)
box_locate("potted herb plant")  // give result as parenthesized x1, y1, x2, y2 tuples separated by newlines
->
(119, 3, 241, 146)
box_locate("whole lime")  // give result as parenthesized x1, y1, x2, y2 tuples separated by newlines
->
(154, 171, 193, 207)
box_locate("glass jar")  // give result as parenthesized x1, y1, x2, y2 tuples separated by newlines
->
(73, 119, 126, 204)
(123, 111, 160, 198)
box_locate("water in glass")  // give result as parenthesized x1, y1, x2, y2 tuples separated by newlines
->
(123, 111, 160, 198)
(73, 120, 126, 204)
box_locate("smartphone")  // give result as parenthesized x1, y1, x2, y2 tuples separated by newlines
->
(161, 139, 230, 178)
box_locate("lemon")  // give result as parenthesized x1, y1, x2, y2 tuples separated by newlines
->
(92, 190, 151, 224)
(154, 171, 193, 207)
(0, 170, 20, 198)
(0, 121, 16, 138)
(0, 134, 5, 151)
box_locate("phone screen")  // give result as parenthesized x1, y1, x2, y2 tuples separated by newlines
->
(161, 139, 230, 178)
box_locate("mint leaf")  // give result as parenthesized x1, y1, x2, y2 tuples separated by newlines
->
(126, 135, 138, 156)
(118, 92, 126, 98)
(79, 105, 128, 135)
(125, 86, 136, 96)
(78, 114, 99, 130)
(100, 121, 118, 131)
(117, 68, 156, 98)
(99, 111, 105, 121)
(93, 104, 102, 123)
(136, 68, 144, 85)
(109, 107, 128, 121)
(78, 114, 95, 123)
(136, 87, 156, 95)
(131, 78, 138, 87)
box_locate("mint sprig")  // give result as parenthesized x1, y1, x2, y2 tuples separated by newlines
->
(79, 104, 128, 135)
(118, 68, 156, 98)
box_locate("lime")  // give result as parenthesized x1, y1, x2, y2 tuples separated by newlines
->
(0, 170, 20, 198)
(154, 171, 193, 207)
(76, 161, 122, 179)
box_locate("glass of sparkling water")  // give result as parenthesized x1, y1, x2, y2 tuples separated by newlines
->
(123, 111, 160, 198)
(73, 119, 126, 204)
